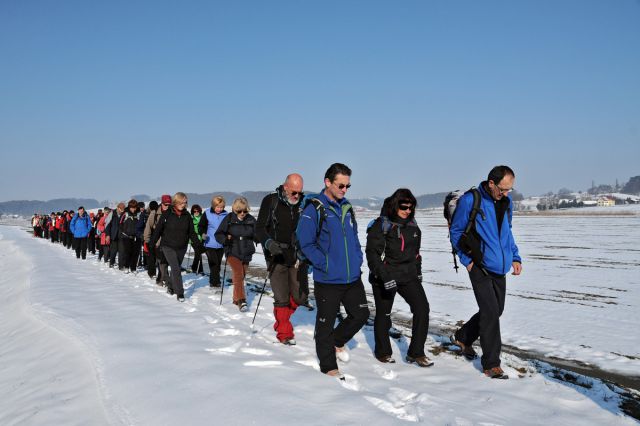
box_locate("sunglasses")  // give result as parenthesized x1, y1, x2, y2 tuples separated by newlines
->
(334, 183, 351, 190)
(398, 204, 414, 211)
(236, 210, 249, 214)
(289, 191, 302, 197)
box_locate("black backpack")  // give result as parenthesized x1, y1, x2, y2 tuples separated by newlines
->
(443, 188, 485, 273)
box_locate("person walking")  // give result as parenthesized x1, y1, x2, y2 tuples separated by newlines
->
(296, 163, 369, 378)
(366, 189, 432, 367)
(118, 199, 140, 273)
(69, 206, 92, 259)
(215, 197, 256, 312)
(189, 204, 205, 275)
(150, 192, 204, 302)
(144, 198, 170, 282)
(255, 173, 308, 345)
(449, 165, 522, 379)
(198, 196, 228, 288)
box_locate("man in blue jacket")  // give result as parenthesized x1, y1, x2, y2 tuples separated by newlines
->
(297, 163, 369, 378)
(70, 206, 92, 259)
(449, 165, 522, 379)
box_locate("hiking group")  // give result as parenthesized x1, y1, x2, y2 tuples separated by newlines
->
(30, 163, 522, 380)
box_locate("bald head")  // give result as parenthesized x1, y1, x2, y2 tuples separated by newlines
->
(283, 173, 304, 204)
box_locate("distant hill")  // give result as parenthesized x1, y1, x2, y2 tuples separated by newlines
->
(0, 190, 451, 216)
(0, 198, 100, 216)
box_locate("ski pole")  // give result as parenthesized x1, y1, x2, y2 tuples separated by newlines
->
(219, 256, 228, 305)
(251, 263, 275, 327)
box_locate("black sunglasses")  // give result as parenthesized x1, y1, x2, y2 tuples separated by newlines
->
(398, 204, 414, 211)
(335, 183, 351, 190)
(236, 210, 249, 214)
(290, 191, 303, 196)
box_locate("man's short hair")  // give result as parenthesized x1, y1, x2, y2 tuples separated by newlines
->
(488, 165, 515, 184)
(324, 163, 352, 182)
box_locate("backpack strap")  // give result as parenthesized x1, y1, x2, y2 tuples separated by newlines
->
(464, 188, 485, 235)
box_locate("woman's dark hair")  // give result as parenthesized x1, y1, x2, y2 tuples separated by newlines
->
(382, 188, 417, 219)
(191, 204, 202, 215)
(487, 165, 515, 185)
(324, 163, 352, 182)
(148, 200, 159, 211)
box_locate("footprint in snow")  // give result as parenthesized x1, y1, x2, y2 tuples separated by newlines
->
(203, 316, 218, 324)
(205, 342, 242, 355)
(244, 360, 282, 367)
(294, 358, 320, 372)
(362, 395, 419, 422)
(338, 374, 361, 392)
(372, 364, 397, 380)
(240, 347, 272, 356)
(209, 329, 241, 337)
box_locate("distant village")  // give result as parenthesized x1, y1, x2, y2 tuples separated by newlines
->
(516, 176, 640, 211)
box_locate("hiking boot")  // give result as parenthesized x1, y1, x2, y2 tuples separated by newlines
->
(325, 369, 345, 380)
(376, 355, 396, 364)
(239, 302, 248, 312)
(209, 283, 221, 288)
(280, 338, 296, 346)
(450, 335, 478, 360)
(301, 300, 315, 311)
(484, 366, 508, 379)
(406, 355, 434, 367)
(335, 346, 350, 363)
(166, 288, 174, 295)
(177, 296, 185, 303)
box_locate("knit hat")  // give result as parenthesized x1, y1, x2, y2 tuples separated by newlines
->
(161, 194, 172, 204)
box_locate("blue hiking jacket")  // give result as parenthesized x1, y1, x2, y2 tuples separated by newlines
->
(296, 191, 362, 284)
(450, 183, 521, 275)
(203, 209, 228, 249)
(70, 213, 92, 238)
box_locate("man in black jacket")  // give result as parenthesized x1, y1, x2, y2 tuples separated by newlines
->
(255, 173, 309, 345)
(105, 203, 125, 268)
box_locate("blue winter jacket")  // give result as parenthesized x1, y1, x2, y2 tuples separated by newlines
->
(203, 209, 228, 249)
(296, 191, 363, 284)
(450, 183, 521, 275)
(70, 213, 92, 238)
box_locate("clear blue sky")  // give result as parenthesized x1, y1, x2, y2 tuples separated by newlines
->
(1, 0, 639, 202)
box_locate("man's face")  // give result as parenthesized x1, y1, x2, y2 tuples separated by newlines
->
(284, 180, 304, 204)
(488, 175, 515, 201)
(117, 204, 125, 213)
(324, 174, 351, 201)
(78, 208, 84, 215)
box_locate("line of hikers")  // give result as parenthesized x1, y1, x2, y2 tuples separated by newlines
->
(30, 163, 522, 380)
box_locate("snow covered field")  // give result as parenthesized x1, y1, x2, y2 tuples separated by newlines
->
(0, 208, 638, 424)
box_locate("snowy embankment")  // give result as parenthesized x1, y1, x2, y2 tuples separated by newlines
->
(0, 225, 638, 425)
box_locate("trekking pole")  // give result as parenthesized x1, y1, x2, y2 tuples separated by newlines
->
(251, 263, 276, 328)
(219, 257, 228, 306)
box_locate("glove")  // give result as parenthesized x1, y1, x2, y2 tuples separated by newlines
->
(143, 242, 149, 253)
(383, 280, 397, 290)
(266, 239, 283, 256)
(417, 275, 423, 284)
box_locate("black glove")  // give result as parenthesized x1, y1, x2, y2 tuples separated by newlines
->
(383, 280, 397, 290)
(417, 274, 423, 284)
(266, 239, 283, 256)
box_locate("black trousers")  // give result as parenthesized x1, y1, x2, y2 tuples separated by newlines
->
(88, 231, 95, 254)
(51, 229, 58, 243)
(372, 280, 430, 359)
(66, 231, 73, 248)
(118, 238, 139, 272)
(191, 245, 204, 273)
(147, 244, 157, 277)
(162, 246, 187, 297)
(314, 279, 370, 373)
(205, 248, 224, 285)
(109, 241, 119, 266)
(75, 237, 88, 259)
(455, 266, 506, 370)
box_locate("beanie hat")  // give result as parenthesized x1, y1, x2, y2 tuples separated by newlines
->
(161, 195, 172, 204)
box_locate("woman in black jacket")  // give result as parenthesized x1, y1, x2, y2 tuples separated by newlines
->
(215, 197, 256, 312)
(366, 188, 432, 367)
(151, 192, 204, 302)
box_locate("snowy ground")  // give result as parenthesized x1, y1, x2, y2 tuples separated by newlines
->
(0, 222, 638, 425)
